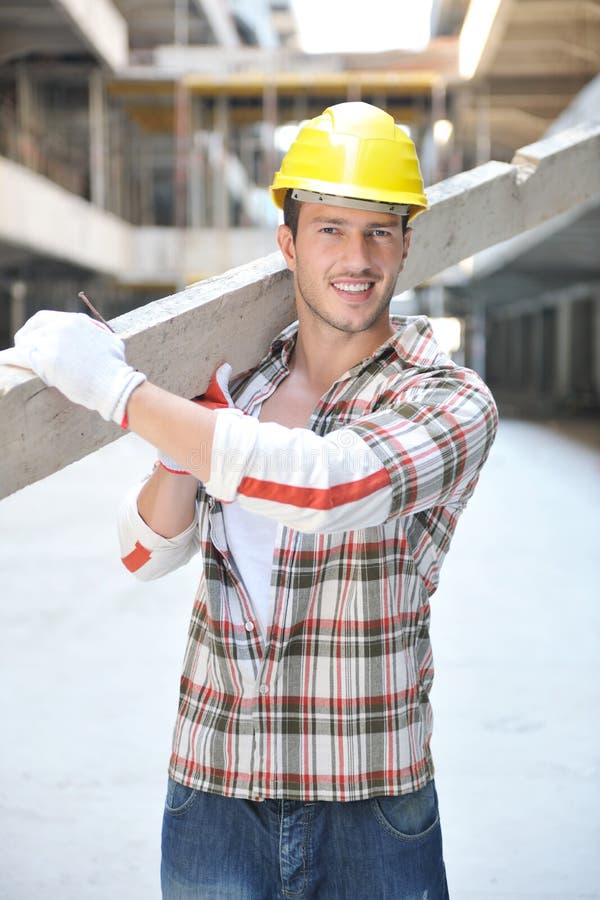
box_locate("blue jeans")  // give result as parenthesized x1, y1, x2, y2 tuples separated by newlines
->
(161, 777, 449, 899)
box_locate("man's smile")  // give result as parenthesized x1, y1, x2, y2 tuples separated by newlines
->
(330, 279, 377, 301)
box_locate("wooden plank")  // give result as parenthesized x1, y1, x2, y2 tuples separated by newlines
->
(1, 122, 599, 500)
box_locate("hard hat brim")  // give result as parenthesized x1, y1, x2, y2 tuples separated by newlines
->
(271, 181, 428, 222)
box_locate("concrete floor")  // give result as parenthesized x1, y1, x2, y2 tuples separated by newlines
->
(0, 417, 598, 900)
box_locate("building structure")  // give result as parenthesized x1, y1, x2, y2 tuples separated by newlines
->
(438, 75, 600, 416)
(0, 0, 598, 413)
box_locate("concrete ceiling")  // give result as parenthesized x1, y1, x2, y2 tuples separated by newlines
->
(109, 0, 229, 52)
(457, 0, 600, 160)
(0, 0, 288, 67)
(432, 0, 471, 36)
(0, 0, 597, 300)
(0, 0, 87, 63)
(510, 203, 600, 278)
(444, 1, 599, 302)
(1, 0, 597, 157)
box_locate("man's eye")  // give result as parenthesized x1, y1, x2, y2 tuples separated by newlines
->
(371, 229, 391, 238)
(319, 227, 338, 234)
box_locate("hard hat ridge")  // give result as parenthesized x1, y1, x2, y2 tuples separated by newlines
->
(270, 101, 428, 222)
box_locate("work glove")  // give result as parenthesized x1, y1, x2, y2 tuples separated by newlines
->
(158, 362, 235, 474)
(0, 310, 146, 427)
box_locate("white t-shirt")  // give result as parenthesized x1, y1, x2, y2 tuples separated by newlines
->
(221, 499, 278, 633)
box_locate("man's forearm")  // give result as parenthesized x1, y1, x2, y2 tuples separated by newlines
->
(136, 465, 199, 539)
(127, 382, 216, 538)
(127, 381, 216, 482)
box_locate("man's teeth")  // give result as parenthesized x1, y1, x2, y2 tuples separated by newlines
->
(333, 282, 372, 292)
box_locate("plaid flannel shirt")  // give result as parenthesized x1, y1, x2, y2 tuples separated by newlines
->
(118, 316, 498, 802)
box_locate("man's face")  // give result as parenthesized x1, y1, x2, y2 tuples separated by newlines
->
(277, 202, 411, 336)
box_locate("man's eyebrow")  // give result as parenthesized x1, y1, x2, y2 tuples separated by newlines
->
(309, 216, 400, 229)
(365, 221, 401, 229)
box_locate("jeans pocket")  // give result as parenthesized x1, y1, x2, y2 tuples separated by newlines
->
(164, 776, 200, 816)
(369, 780, 440, 842)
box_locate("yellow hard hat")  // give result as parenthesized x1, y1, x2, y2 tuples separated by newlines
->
(270, 101, 428, 222)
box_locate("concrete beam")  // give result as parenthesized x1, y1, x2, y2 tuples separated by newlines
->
(0, 157, 134, 277)
(192, 0, 241, 47)
(50, 0, 128, 71)
(459, 0, 514, 79)
(438, 77, 600, 284)
(411, 121, 600, 289)
(0, 32, 81, 65)
(0, 255, 294, 499)
(129, 227, 277, 286)
(1, 121, 599, 499)
(0, 154, 274, 280)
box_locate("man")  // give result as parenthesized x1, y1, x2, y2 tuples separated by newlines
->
(1, 102, 497, 898)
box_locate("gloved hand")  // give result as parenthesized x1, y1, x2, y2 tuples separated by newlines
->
(158, 362, 234, 474)
(0, 310, 146, 427)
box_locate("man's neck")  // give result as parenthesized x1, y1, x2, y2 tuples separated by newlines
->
(290, 314, 394, 394)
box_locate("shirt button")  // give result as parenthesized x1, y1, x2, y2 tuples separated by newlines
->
(244, 620, 255, 632)
(259, 684, 269, 695)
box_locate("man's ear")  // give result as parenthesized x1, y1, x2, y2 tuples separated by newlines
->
(400, 227, 412, 268)
(277, 224, 296, 272)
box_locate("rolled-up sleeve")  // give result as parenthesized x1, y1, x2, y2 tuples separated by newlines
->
(203, 367, 497, 534)
(117, 480, 200, 580)
(205, 410, 393, 533)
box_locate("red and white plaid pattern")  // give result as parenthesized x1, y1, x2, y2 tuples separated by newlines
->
(119, 316, 498, 801)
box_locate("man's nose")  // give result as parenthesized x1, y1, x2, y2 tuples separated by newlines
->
(341, 232, 372, 272)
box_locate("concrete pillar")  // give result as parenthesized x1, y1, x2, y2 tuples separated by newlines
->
(189, 98, 208, 229)
(507, 315, 523, 390)
(431, 81, 448, 183)
(521, 312, 534, 390)
(174, 82, 191, 228)
(108, 109, 125, 219)
(475, 85, 491, 165)
(174, 0, 189, 45)
(540, 306, 557, 395)
(531, 308, 545, 394)
(469, 307, 487, 380)
(16, 64, 38, 171)
(375, 93, 388, 113)
(555, 300, 572, 401)
(214, 96, 230, 229)
(593, 295, 600, 401)
(261, 81, 278, 190)
(138, 145, 153, 225)
(239, 129, 255, 189)
(346, 78, 361, 102)
(9, 281, 27, 339)
(427, 283, 445, 319)
(292, 95, 309, 126)
(89, 70, 107, 209)
(449, 88, 466, 173)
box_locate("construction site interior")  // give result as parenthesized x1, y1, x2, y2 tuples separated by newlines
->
(0, 0, 599, 416)
(1, 4, 599, 900)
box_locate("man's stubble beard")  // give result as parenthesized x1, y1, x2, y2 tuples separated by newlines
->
(295, 265, 396, 336)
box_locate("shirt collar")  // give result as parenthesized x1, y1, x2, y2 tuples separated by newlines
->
(266, 315, 452, 380)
